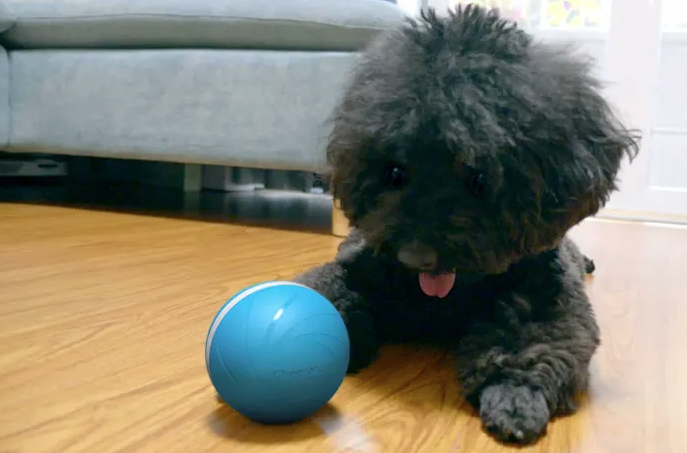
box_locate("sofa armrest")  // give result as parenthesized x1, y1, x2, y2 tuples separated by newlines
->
(0, 0, 14, 34)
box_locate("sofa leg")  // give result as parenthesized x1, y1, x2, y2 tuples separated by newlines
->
(181, 163, 202, 192)
(331, 198, 350, 238)
(182, 163, 202, 213)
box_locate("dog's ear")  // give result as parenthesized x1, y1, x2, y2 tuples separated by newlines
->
(557, 79, 640, 227)
(511, 51, 641, 253)
(325, 135, 373, 227)
(536, 75, 641, 249)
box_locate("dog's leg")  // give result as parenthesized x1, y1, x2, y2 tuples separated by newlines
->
(454, 289, 600, 444)
(294, 262, 379, 373)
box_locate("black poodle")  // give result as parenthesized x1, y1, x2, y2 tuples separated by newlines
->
(295, 5, 640, 444)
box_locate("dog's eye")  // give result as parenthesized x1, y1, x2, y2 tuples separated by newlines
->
(385, 166, 408, 189)
(466, 172, 487, 196)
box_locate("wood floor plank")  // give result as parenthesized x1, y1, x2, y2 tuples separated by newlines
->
(0, 203, 685, 453)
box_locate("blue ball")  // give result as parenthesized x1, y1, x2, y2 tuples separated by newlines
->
(205, 281, 350, 424)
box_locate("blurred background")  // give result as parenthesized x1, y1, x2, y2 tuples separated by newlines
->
(404, 0, 687, 221)
(3, 0, 686, 223)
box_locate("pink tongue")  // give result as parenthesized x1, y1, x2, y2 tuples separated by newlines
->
(419, 272, 456, 298)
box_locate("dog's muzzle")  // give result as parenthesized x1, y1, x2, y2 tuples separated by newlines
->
(397, 242, 437, 271)
(397, 242, 456, 299)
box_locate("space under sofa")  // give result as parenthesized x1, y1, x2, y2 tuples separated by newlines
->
(0, 0, 408, 235)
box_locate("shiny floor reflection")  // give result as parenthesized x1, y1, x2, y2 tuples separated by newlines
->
(0, 177, 333, 234)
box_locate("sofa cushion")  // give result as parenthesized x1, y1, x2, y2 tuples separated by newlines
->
(0, 0, 15, 33)
(0, 0, 407, 50)
(7, 49, 360, 171)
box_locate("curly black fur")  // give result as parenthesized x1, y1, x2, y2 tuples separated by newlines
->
(295, 5, 639, 445)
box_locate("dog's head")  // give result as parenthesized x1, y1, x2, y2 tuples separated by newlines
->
(327, 6, 639, 293)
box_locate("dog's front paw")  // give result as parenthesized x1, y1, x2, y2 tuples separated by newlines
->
(343, 310, 380, 373)
(479, 383, 550, 444)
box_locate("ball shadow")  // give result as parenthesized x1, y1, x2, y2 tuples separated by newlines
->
(205, 346, 483, 447)
(207, 396, 344, 445)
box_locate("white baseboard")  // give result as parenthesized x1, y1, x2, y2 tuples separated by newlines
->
(596, 208, 687, 225)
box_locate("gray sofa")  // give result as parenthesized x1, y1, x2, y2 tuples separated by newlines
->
(0, 0, 406, 175)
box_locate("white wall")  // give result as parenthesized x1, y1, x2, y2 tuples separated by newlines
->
(650, 34, 687, 192)
(538, 31, 687, 196)
(396, 0, 422, 16)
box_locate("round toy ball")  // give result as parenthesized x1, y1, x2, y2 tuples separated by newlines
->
(205, 281, 349, 424)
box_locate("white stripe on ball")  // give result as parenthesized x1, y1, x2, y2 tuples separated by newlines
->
(205, 281, 309, 368)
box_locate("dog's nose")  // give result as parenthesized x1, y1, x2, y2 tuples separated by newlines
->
(397, 242, 437, 271)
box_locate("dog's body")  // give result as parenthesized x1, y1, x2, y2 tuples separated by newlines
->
(295, 6, 639, 444)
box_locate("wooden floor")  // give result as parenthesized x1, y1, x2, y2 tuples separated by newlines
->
(1, 203, 686, 453)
